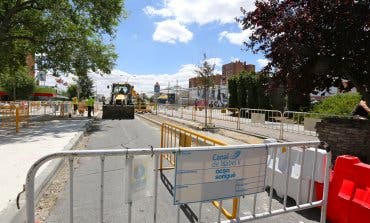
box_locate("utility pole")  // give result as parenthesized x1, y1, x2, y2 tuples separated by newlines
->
(167, 81, 170, 104)
(176, 80, 178, 105)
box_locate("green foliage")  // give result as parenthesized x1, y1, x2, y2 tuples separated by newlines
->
(67, 84, 78, 99)
(0, 0, 126, 75)
(228, 76, 238, 108)
(0, 66, 35, 100)
(77, 75, 94, 99)
(287, 90, 311, 111)
(311, 93, 361, 116)
(194, 54, 216, 100)
(237, 72, 247, 108)
(239, 1, 370, 106)
(228, 71, 271, 109)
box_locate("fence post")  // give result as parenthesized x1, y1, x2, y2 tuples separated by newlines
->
(16, 107, 19, 133)
(237, 108, 241, 130)
(320, 149, 332, 223)
(279, 111, 284, 140)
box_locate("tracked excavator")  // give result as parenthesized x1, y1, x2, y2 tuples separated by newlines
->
(102, 83, 135, 119)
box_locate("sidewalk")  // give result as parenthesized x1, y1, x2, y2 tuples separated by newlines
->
(157, 113, 319, 142)
(0, 113, 95, 222)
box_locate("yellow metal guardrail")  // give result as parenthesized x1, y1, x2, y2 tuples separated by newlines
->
(1, 101, 74, 133)
(0, 102, 29, 133)
(160, 122, 239, 220)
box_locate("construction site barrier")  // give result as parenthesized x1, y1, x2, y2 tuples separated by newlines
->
(25, 141, 331, 223)
(1, 101, 74, 133)
(160, 122, 240, 220)
(265, 142, 328, 204)
(326, 155, 370, 223)
(281, 111, 351, 137)
(0, 102, 29, 132)
(157, 106, 353, 140)
(240, 109, 283, 139)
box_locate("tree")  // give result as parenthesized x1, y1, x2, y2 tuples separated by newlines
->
(0, 66, 35, 100)
(194, 54, 216, 127)
(0, 0, 126, 75)
(228, 71, 271, 109)
(67, 84, 78, 100)
(77, 75, 94, 99)
(228, 76, 238, 108)
(239, 0, 369, 109)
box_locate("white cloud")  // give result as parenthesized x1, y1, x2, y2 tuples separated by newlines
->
(218, 29, 253, 45)
(145, 0, 256, 44)
(89, 64, 198, 96)
(144, 0, 255, 25)
(205, 57, 223, 68)
(143, 6, 173, 17)
(153, 20, 193, 44)
(257, 58, 269, 69)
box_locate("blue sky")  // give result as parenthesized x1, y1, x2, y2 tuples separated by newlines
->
(114, 0, 263, 75)
(86, 0, 268, 95)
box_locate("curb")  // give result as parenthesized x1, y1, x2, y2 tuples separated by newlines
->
(0, 118, 95, 223)
(136, 114, 162, 126)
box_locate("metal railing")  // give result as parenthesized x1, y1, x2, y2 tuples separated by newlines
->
(239, 108, 283, 139)
(0, 102, 29, 132)
(156, 105, 352, 140)
(160, 122, 239, 220)
(281, 111, 351, 137)
(0, 100, 105, 133)
(25, 141, 331, 223)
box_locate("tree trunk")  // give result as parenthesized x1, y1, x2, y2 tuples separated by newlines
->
(204, 85, 208, 127)
(13, 85, 16, 101)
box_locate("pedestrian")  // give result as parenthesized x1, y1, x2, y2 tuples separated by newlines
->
(85, 96, 94, 118)
(91, 97, 95, 116)
(72, 96, 78, 115)
(352, 97, 370, 119)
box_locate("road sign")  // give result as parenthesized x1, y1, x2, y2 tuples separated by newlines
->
(174, 147, 268, 204)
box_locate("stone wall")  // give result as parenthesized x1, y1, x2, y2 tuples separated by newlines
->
(316, 118, 370, 164)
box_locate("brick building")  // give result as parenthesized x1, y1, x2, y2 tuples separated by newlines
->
(222, 61, 255, 83)
(188, 74, 223, 88)
(188, 61, 256, 106)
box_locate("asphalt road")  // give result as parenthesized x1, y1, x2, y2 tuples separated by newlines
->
(45, 117, 322, 223)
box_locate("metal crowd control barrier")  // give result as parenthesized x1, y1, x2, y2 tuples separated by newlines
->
(28, 101, 72, 117)
(0, 102, 29, 132)
(157, 106, 355, 141)
(209, 108, 240, 129)
(160, 122, 240, 220)
(281, 111, 350, 137)
(240, 108, 283, 139)
(25, 141, 331, 223)
(1, 101, 75, 133)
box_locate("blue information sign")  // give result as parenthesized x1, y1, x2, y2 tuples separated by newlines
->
(174, 147, 268, 204)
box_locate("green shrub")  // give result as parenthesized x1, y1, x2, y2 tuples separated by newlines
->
(310, 93, 361, 116)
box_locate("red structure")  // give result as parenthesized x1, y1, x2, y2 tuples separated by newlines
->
(222, 61, 255, 82)
(326, 155, 370, 223)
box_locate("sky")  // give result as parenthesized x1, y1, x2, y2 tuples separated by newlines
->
(48, 0, 268, 96)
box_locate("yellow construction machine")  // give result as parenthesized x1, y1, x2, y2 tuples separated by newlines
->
(102, 83, 135, 119)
